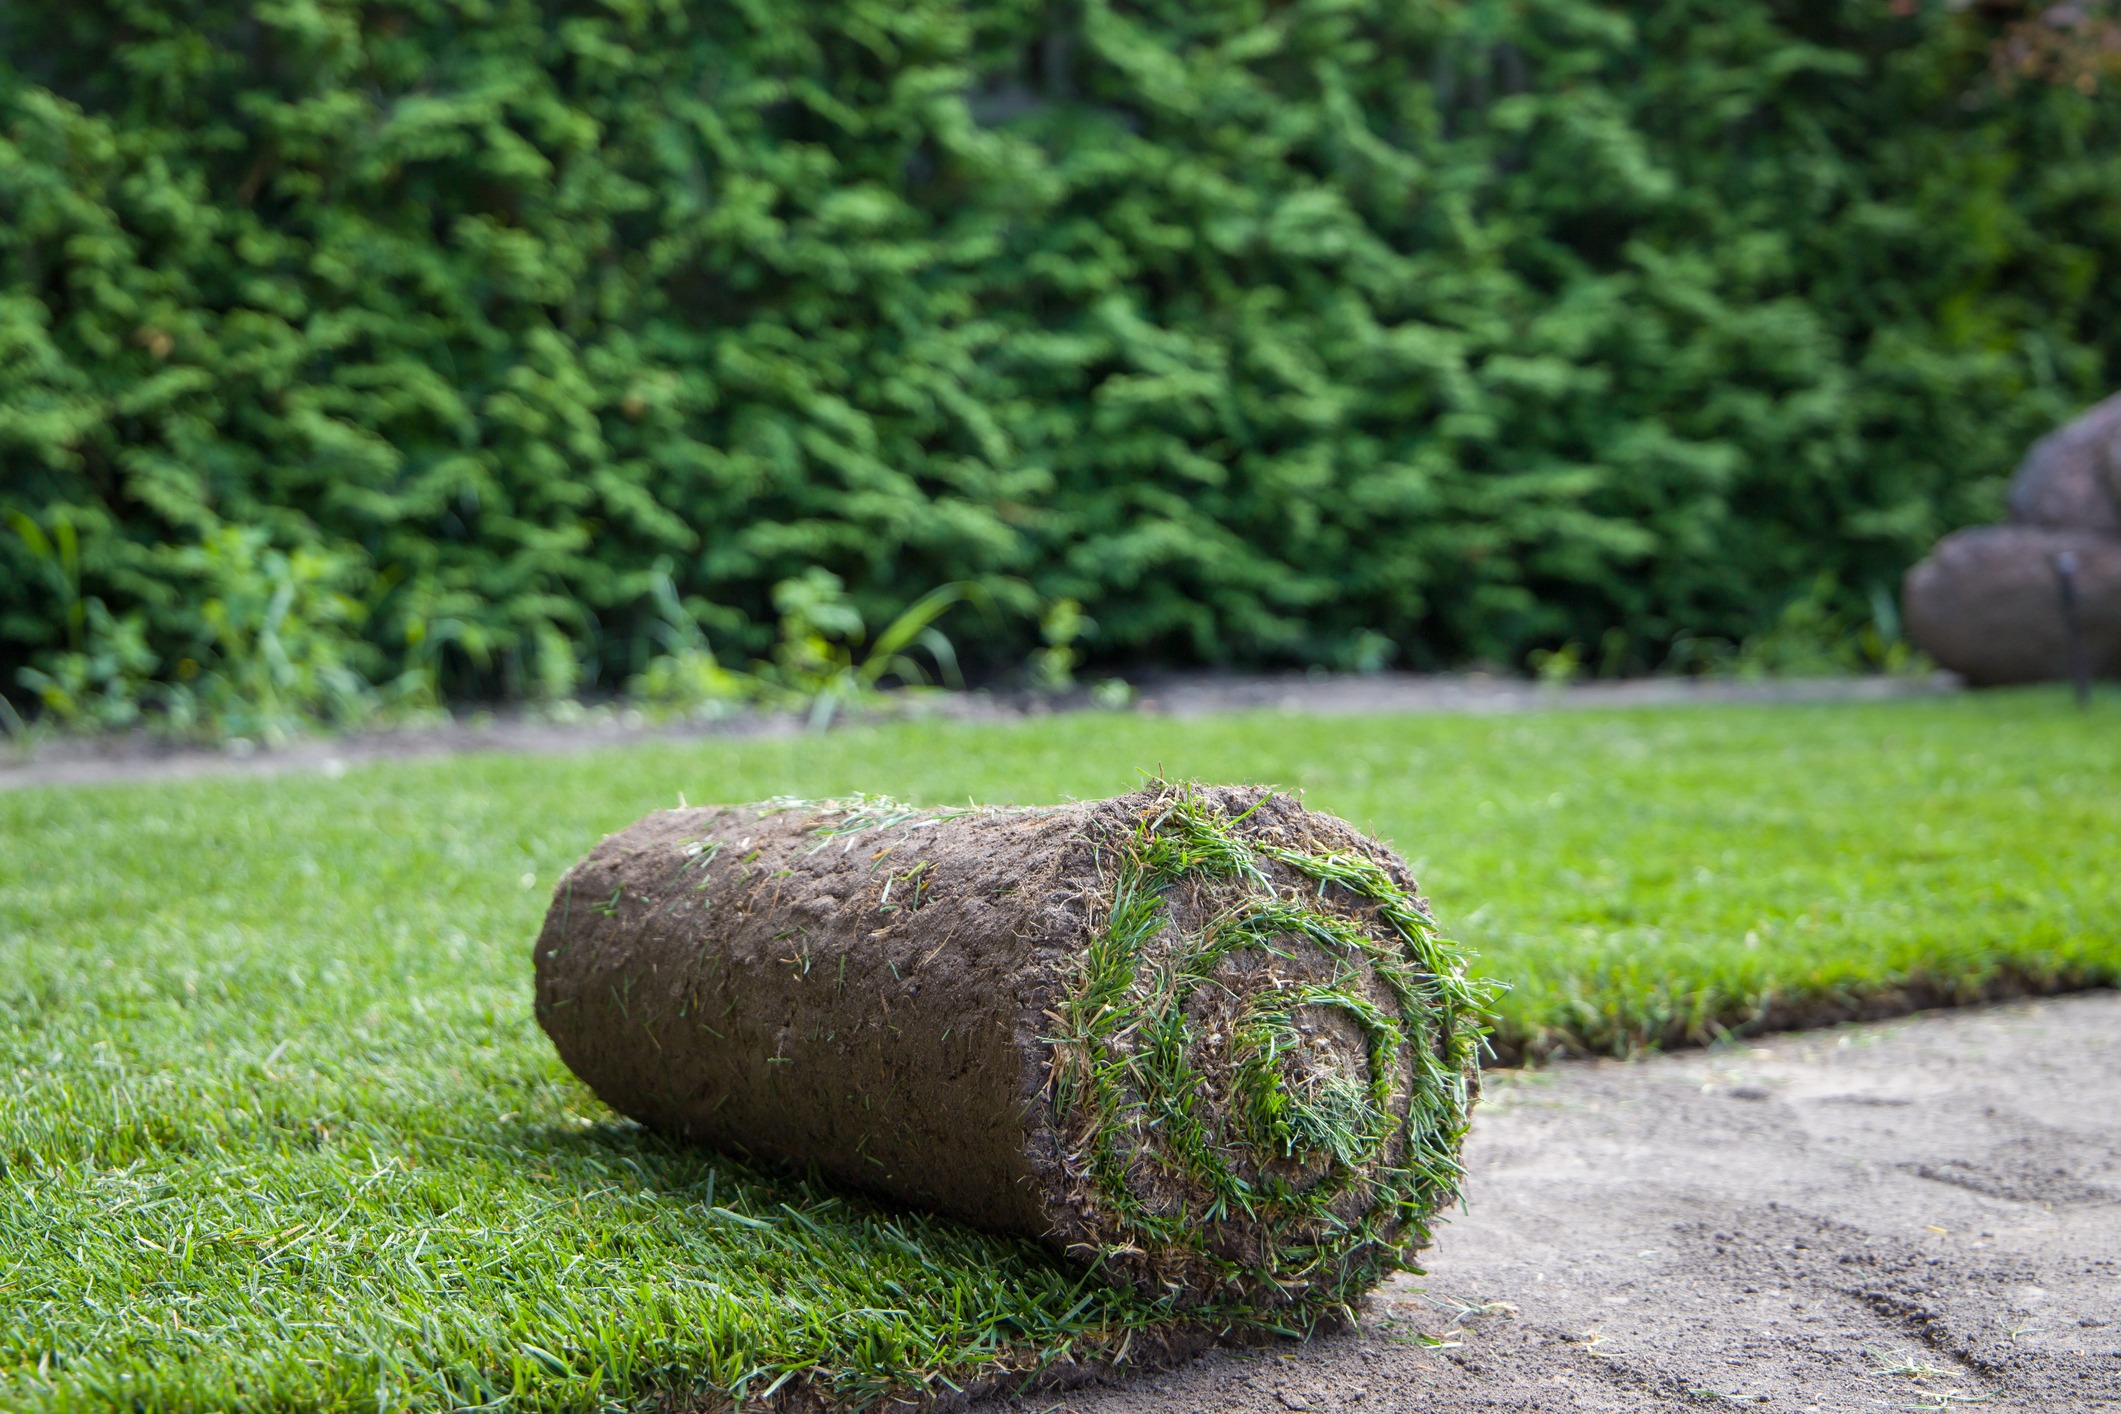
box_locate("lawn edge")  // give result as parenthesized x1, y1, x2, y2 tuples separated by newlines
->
(1488, 966, 2119, 1066)
(637, 1320, 1233, 1413)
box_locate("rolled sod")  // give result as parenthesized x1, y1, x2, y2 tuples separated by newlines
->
(1904, 525, 2121, 685)
(2006, 389, 2121, 535)
(534, 782, 1485, 1312)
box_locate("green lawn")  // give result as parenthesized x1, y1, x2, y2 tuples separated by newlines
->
(4, 691, 2117, 1411)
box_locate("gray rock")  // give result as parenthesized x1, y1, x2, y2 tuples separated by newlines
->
(1903, 525, 2121, 686)
(2007, 391, 2121, 534)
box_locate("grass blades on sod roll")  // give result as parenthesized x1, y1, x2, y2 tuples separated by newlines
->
(2, 690, 2118, 1410)
(532, 782, 1484, 1315)
(1046, 783, 1487, 1305)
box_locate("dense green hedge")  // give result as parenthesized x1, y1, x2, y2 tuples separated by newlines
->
(3, 0, 2119, 705)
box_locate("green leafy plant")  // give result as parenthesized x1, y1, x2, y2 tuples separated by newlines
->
(164, 529, 385, 744)
(1663, 575, 1931, 681)
(1527, 642, 1585, 689)
(761, 570, 976, 728)
(9, 511, 161, 730)
(1029, 599, 1090, 692)
(628, 571, 751, 719)
(7, 514, 402, 743)
(1340, 631, 1398, 677)
(15, 597, 160, 731)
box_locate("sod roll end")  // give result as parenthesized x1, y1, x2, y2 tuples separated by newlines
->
(535, 782, 1486, 1314)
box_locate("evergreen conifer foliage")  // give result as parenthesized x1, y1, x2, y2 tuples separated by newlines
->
(3, 0, 2117, 703)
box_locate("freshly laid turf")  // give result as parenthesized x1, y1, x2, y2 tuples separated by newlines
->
(3, 690, 2117, 1412)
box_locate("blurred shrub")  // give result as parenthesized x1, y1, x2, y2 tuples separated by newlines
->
(761, 571, 973, 727)
(8, 509, 160, 730)
(1666, 575, 1927, 681)
(168, 527, 401, 742)
(627, 569, 751, 720)
(1029, 599, 1090, 691)
(2, 0, 2118, 712)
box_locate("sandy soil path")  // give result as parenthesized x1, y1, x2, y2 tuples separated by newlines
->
(992, 993, 2120, 1413)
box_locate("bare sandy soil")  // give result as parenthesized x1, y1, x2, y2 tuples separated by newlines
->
(991, 993, 2121, 1413)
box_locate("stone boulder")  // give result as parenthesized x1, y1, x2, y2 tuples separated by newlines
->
(1903, 526, 2121, 686)
(2007, 391, 2121, 534)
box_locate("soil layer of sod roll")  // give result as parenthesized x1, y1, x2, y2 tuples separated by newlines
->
(535, 782, 1485, 1313)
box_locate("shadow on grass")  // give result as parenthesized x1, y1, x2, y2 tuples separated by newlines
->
(487, 1118, 1232, 1410)
(504, 1116, 924, 1227)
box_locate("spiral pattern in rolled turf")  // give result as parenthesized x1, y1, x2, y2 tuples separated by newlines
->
(535, 781, 1486, 1315)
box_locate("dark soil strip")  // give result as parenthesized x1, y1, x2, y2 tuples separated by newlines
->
(1486, 963, 2119, 1067)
